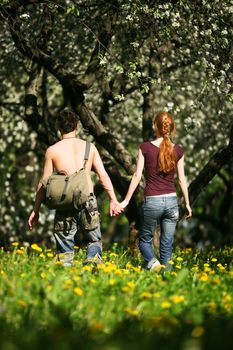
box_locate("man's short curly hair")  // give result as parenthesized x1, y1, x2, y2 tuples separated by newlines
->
(57, 108, 79, 134)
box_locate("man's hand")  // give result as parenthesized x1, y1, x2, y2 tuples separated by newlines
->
(28, 210, 39, 230)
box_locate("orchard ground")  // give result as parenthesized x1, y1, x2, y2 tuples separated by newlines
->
(0, 243, 233, 350)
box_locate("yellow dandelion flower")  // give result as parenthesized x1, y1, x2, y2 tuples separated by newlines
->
(127, 281, 136, 289)
(191, 266, 199, 272)
(133, 267, 142, 272)
(170, 295, 185, 304)
(16, 249, 24, 255)
(96, 263, 105, 271)
(12, 242, 19, 247)
(140, 291, 152, 299)
(109, 278, 116, 286)
(223, 294, 232, 302)
(18, 300, 28, 308)
(213, 277, 220, 285)
(74, 287, 84, 296)
(208, 302, 217, 312)
(160, 264, 166, 270)
(204, 267, 211, 273)
(114, 269, 124, 276)
(168, 260, 174, 265)
(46, 285, 52, 292)
(153, 292, 160, 299)
(124, 307, 139, 316)
(47, 253, 54, 258)
(40, 272, 46, 279)
(73, 276, 81, 282)
(175, 265, 182, 269)
(31, 244, 42, 252)
(211, 258, 217, 262)
(82, 265, 92, 272)
(199, 273, 210, 282)
(171, 271, 177, 276)
(64, 279, 73, 286)
(126, 262, 134, 269)
(161, 300, 171, 309)
(176, 257, 183, 262)
(192, 326, 204, 338)
(204, 263, 210, 267)
(102, 263, 117, 273)
(89, 278, 96, 284)
(109, 252, 118, 257)
(39, 253, 45, 258)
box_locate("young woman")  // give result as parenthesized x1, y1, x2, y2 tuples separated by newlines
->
(119, 111, 192, 270)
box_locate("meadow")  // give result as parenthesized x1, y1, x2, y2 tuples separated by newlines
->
(0, 243, 233, 350)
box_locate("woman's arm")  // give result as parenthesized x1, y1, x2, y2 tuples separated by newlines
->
(177, 155, 192, 218)
(120, 148, 144, 208)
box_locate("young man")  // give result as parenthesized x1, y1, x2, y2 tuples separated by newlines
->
(28, 108, 122, 266)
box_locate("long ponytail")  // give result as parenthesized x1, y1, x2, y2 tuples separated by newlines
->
(154, 112, 176, 173)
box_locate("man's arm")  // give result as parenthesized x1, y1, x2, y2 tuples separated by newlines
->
(92, 145, 122, 216)
(28, 148, 53, 230)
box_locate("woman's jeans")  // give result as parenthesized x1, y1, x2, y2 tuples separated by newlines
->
(53, 210, 102, 266)
(139, 196, 179, 268)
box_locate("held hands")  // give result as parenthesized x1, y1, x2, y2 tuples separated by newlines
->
(110, 199, 129, 217)
(28, 210, 39, 230)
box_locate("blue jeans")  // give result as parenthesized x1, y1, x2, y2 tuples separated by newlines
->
(139, 196, 179, 268)
(53, 210, 102, 263)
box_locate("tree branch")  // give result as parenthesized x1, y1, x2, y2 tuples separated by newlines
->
(188, 122, 233, 204)
(75, 103, 135, 173)
(81, 0, 119, 89)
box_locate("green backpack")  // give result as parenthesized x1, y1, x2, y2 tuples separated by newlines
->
(42, 141, 91, 211)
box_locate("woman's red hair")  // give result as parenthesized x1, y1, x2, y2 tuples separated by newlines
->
(154, 112, 176, 173)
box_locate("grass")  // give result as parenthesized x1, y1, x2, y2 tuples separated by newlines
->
(0, 243, 233, 350)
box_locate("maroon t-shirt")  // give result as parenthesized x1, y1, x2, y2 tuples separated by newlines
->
(140, 142, 184, 196)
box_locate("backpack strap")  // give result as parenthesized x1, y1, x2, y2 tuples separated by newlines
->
(83, 141, 91, 169)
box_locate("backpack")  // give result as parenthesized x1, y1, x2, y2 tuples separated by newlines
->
(42, 141, 92, 211)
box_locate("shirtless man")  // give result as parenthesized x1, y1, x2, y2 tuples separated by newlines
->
(28, 108, 122, 266)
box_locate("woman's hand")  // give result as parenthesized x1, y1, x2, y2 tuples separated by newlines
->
(119, 199, 129, 209)
(185, 204, 192, 219)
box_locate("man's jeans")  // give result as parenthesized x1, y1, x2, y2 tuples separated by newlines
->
(53, 210, 102, 266)
(139, 196, 179, 269)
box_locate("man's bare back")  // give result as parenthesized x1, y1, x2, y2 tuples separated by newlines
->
(48, 138, 92, 175)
